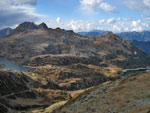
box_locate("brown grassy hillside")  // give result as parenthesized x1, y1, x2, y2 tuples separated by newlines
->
(55, 71, 150, 113)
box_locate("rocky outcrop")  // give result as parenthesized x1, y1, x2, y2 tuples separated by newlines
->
(11, 22, 48, 35)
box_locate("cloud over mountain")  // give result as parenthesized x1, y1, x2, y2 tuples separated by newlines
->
(0, 0, 43, 29)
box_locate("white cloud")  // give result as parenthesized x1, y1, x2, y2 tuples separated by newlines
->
(144, 17, 150, 20)
(86, 23, 92, 30)
(56, 17, 61, 24)
(143, 0, 150, 7)
(80, 0, 116, 13)
(68, 20, 85, 31)
(0, 0, 37, 6)
(106, 18, 116, 24)
(117, 17, 121, 21)
(132, 20, 141, 26)
(99, 19, 105, 24)
(0, 0, 44, 29)
(99, 2, 116, 12)
(80, 0, 102, 12)
(131, 27, 143, 31)
(113, 24, 121, 32)
(124, 27, 129, 31)
(46, 17, 150, 33)
(124, 0, 150, 11)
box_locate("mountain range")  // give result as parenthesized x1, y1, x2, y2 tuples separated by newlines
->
(118, 31, 150, 41)
(78, 30, 111, 37)
(0, 28, 13, 38)
(78, 30, 150, 55)
(0, 22, 150, 113)
(131, 40, 150, 55)
(78, 30, 150, 41)
(0, 22, 148, 68)
(1, 28, 150, 42)
(1, 27, 150, 56)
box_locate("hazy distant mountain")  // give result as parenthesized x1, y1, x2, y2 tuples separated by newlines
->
(78, 30, 150, 55)
(132, 40, 150, 55)
(78, 30, 111, 37)
(0, 28, 13, 38)
(78, 30, 150, 42)
(117, 31, 150, 41)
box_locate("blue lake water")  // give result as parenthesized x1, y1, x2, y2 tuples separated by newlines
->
(0, 58, 32, 71)
(121, 69, 150, 77)
(0, 58, 149, 74)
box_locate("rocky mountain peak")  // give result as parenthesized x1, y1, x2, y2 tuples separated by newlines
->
(11, 22, 49, 35)
(39, 22, 48, 30)
(12, 22, 38, 34)
(103, 32, 122, 41)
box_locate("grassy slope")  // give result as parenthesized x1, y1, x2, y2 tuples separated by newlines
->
(55, 71, 150, 113)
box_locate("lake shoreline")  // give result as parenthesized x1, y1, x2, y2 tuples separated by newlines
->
(0, 58, 34, 71)
(120, 67, 150, 76)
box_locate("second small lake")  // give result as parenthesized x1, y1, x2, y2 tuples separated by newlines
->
(121, 68, 150, 77)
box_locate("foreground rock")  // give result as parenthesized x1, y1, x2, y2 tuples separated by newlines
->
(55, 71, 150, 113)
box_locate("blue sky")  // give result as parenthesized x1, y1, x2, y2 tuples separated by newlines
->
(0, 0, 150, 32)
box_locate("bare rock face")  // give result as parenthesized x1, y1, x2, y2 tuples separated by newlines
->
(11, 22, 48, 34)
